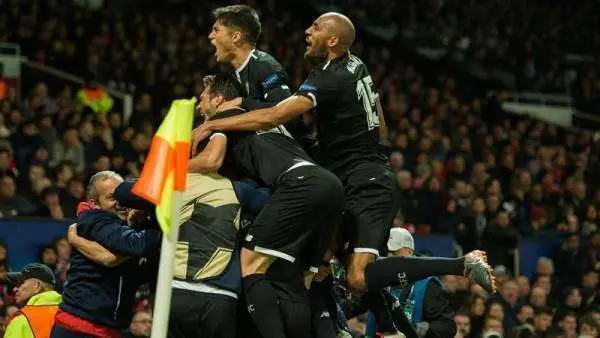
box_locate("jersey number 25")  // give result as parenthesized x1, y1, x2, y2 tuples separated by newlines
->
(356, 76, 380, 130)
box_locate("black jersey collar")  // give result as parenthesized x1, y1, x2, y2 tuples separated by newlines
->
(236, 49, 256, 74)
(322, 52, 350, 70)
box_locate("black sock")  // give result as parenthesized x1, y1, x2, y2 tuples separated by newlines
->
(310, 278, 337, 338)
(243, 274, 287, 338)
(364, 256, 465, 291)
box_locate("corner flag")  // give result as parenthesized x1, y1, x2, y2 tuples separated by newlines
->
(132, 98, 195, 234)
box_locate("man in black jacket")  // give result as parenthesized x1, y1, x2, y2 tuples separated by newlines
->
(50, 171, 161, 338)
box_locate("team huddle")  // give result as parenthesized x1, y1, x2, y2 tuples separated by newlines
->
(182, 5, 495, 338)
(50, 4, 496, 338)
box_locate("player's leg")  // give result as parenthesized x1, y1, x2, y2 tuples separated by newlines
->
(241, 234, 289, 338)
(343, 162, 495, 294)
(167, 289, 201, 338)
(280, 298, 313, 338)
(241, 167, 342, 338)
(168, 289, 237, 338)
(198, 293, 238, 338)
(310, 278, 339, 338)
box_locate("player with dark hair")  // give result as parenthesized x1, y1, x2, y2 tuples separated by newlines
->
(193, 11, 495, 311)
(191, 73, 344, 338)
(208, 4, 318, 156)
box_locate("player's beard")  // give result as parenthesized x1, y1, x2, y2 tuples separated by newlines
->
(304, 43, 328, 62)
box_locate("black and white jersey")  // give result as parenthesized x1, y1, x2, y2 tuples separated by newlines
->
(235, 49, 291, 106)
(295, 54, 386, 174)
(233, 49, 318, 155)
(212, 108, 314, 188)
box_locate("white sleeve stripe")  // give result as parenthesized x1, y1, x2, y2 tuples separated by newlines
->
(265, 85, 291, 100)
(210, 132, 226, 140)
(306, 92, 317, 107)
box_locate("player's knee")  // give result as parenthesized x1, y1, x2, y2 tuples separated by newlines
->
(346, 269, 367, 293)
(346, 253, 375, 292)
(240, 247, 275, 276)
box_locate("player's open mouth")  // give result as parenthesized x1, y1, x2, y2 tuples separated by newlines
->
(305, 38, 312, 49)
(210, 42, 218, 56)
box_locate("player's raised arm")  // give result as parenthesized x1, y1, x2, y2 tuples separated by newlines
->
(193, 95, 313, 142)
(188, 133, 227, 174)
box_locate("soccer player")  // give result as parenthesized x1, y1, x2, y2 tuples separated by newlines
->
(207, 4, 317, 155)
(192, 73, 344, 338)
(192, 12, 495, 297)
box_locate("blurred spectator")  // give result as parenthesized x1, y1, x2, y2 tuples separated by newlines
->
(493, 279, 519, 328)
(515, 303, 535, 326)
(533, 306, 554, 336)
(579, 313, 600, 337)
(124, 310, 152, 338)
(0, 148, 17, 178)
(482, 316, 503, 337)
(453, 313, 471, 338)
(529, 286, 549, 309)
(515, 275, 531, 300)
(554, 233, 584, 286)
(581, 269, 600, 309)
(0, 175, 37, 217)
(556, 311, 578, 338)
(39, 245, 58, 271)
(482, 211, 518, 268)
(561, 287, 584, 318)
(50, 128, 85, 173)
(461, 295, 487, 337)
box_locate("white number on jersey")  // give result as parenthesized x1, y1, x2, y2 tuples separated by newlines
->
(356, 76, 380, 130)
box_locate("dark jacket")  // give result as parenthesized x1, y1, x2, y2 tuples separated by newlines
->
(59, 210, 161, 329)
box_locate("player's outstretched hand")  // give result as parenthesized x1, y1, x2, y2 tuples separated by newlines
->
(191, 122, 214, 156)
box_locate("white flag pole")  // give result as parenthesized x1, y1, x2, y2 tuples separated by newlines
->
(150, 191, 183, 338)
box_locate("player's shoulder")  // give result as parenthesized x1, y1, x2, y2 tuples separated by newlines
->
(335, 54, 367, 77)
(251, 49, 284, 70)
(212, 107, 247, 120)
(324, 54, 366, 80)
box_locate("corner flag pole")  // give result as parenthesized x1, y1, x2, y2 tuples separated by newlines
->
(132, 98, 195, 338)
(150, 191, 182, 338)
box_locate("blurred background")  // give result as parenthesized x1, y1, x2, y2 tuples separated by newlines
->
(0, 0, 599, 336)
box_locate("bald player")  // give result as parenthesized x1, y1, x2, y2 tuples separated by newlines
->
(193, 11, 495, 304)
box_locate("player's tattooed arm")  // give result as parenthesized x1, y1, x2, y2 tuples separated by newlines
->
(194, 95, 313, 143)
(188, 133, 227, 173)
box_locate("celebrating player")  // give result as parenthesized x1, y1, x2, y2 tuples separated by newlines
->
(191, 73, 344, 338)
(192, 12, 496, 298)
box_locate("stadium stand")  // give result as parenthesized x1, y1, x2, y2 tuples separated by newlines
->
(1, 0, 600, 336)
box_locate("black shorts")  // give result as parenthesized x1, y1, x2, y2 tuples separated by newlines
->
(339, 161, 400, 256)
(237, 297, 312, 338)
(243, 165, 344, 268)
(168, 289, 237, 338)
